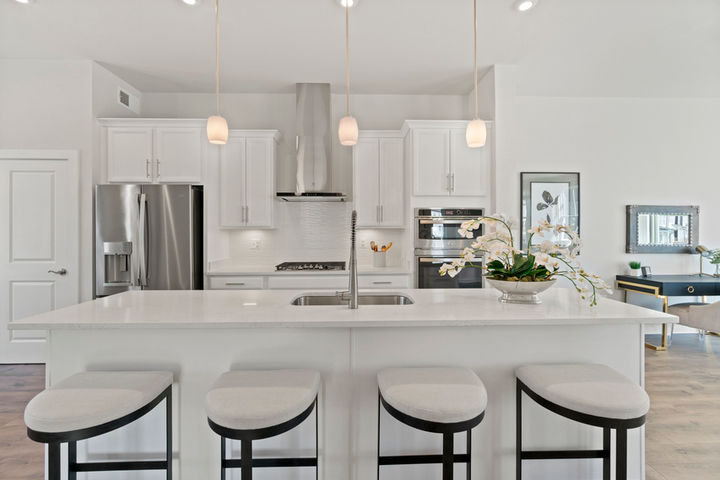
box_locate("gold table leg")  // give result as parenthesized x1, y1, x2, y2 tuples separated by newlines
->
(644, 296, 669, 351)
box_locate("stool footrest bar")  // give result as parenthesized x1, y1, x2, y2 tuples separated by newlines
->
(71, 460, 168, 472)
(224, 457, 318, 468)
(521, 449, 608, 460)
(379, 453, 470, 466)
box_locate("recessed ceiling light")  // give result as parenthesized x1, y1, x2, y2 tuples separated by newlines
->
(181, 0, 199, 5)
(15, 0, 33, 4)
(337, 0, 358, 7)
(515, 0, 537, 12)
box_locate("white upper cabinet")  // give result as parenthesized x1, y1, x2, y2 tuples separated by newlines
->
(219, 131, 279, 229)
(101, 119, 205, 184)
(153, 127, 203, 183)
(404, 120, 492, 197)
(352, 132, 405, 228)
(106, 127, 154, 183)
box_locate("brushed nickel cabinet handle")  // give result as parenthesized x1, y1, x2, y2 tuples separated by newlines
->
(226, 282, 246, 286)
(372, 281, 392, 285)
(155, 159, 160, 178)
(145, 159, 150, 178)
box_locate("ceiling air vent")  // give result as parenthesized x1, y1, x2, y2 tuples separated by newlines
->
(117, 88, 140, 114)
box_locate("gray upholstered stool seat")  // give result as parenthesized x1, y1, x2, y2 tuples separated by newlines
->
(25, 371, 173, 434)
(377, 367, 487, 480)
(206, 369, 320, 431)
(377, 367, 488, 424)
(516, 363, 649, 480)
(515, 363, 649, 420)
(206, 369, 321, 479)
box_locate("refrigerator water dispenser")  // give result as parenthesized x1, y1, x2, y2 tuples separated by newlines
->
(103, 241, 132, 285)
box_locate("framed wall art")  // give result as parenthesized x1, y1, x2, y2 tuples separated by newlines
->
(520, 172, 580, 249)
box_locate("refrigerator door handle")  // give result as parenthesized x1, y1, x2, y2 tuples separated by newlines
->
(137, 193, 148, 287)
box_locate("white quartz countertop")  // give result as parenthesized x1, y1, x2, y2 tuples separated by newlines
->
(206, 264, 410, 276)
(11, 288, 675, 330)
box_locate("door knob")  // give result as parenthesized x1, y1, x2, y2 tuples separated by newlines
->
(48, 268, 67, 275)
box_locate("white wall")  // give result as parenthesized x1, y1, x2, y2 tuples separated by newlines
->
(0, 59, 95, 301)
(144, 91, 468, 268)
(493, 66, 720, 297)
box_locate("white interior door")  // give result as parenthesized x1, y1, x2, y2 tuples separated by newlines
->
(0, 150, 79, 363)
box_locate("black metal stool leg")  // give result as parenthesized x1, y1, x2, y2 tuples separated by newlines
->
(68, 441, 77, 480)
(602, 427, 611, 480)
(516, 380, 522, 480)
(48, 442, 61, 480)
(220, 437, 226, 480)
(442, 432, 454, 480)
(377, 392, 381, 480)
(616, 429, 627, 480)
(315, 398, 319, 480)
(241, 439, 253, 480)
(166, 389, 172, 480)
(466, 429, 471, 480)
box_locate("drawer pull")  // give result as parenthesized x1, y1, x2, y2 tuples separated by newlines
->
(226, 282, 246, 286)
(687, 285, 695, 294)
(372, 281, 392, 285)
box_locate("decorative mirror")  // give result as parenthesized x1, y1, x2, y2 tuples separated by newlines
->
(626, 205, 699, 253)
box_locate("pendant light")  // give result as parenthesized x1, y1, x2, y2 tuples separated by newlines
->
(466, 0, 486, 148)
(338, 0, 359, 146)
(207, 0, 228, 144)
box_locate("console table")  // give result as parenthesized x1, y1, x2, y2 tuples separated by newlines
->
(616, 274, 720, 350)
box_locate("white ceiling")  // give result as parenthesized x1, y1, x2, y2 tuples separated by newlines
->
(1, 0, 718, 96)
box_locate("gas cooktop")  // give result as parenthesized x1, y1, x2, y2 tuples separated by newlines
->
(275, 261, 346, 271)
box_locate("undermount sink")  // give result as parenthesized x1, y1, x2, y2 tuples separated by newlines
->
(291, 293, 414, 306)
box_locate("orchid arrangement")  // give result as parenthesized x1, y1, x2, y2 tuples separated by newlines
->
(438, 214, 612, 306)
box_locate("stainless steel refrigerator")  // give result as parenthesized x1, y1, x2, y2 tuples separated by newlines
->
(94, 184, 203, 297)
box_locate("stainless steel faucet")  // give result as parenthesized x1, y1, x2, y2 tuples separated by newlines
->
(348, 210, 359, 309)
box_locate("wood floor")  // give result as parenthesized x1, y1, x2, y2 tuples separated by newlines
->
(1, 335, 719, 479)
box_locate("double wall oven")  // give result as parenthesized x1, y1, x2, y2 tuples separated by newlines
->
(415, 208, 484, 289)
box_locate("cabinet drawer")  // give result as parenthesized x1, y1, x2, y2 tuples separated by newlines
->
(662, 282, 718, 296)
(359, 275, 409, 289)
(267, 275, 348, 290)
(209, 276, 264, 290)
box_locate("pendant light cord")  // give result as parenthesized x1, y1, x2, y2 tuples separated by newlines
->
(345, 1, 350, 116)
(215, 0, 220, 115)
(473, 0, 478, 120)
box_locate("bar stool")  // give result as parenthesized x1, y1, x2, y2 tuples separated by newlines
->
(205, 369, 320, 480)
(24, 371, 173, 480)
(377, 367, 487, 480)
(516, 363, 650, 480)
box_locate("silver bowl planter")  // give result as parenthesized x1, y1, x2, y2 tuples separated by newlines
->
(486, 278, 557, 304)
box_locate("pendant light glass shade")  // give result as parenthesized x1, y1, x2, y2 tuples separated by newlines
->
(338, 115, 359, 146)
(466, 119, 486, 148)
(207, 0, 227, 145)
(338, 0, 358, 146)
(467, 0, 486, 148)
(207, 115, 228, 144)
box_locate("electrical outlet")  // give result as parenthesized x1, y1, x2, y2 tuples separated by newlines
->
(250, 239, 262, 249)
(360, 239, 368, 249)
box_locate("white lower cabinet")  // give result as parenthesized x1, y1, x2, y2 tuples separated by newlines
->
(219, 130, 279, 229)
(208, 273, 410, 290)
(208, 276, 265, 290)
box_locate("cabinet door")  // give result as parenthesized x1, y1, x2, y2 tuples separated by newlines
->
(153, 127, 203, 183)
(450, 128, 489, 196)
(412, 129, 450, 196)
(378, 138, 404, 227)
(244, 138, 274, 228)
(107, 127, 153, 183)
(219, 137, 247, 228)
(353, 138, 381, 227)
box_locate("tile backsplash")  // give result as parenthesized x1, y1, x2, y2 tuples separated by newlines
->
(226, 202, 408, 268)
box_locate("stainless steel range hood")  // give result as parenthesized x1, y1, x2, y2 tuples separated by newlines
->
(276, 83, 347, 202)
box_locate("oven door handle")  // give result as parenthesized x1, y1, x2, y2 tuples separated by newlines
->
(418, 219, 474, 225)
(419, 257, 463, 263)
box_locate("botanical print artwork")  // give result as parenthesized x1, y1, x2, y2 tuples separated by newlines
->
(530, 182, 571, 247)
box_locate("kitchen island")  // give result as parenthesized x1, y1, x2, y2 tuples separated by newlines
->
(12, 288, 674, 480)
